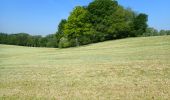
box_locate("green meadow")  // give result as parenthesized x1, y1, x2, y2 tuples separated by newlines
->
(0, 36, 170, 99)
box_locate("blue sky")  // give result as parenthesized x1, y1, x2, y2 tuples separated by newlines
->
(0, 0, 170, 36)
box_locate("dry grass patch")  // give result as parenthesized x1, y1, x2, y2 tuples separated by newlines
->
(0, 36, 170, 99)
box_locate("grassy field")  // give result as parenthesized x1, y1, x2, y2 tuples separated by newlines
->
(0, 36, 170, 99)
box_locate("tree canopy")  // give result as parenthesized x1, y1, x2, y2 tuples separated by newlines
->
(56, 0, 149, 48)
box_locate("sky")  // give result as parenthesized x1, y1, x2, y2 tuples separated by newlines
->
(0, 0, 170, 36)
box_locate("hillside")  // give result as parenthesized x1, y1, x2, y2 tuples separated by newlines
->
(0, 36, 170, 99)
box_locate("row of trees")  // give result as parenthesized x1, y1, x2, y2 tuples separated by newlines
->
(55, 0, 148, 48)
(1, 28, 169, 48)
(0, 33, 57, 47)
(0, 0, 170, 48)
(142, 28, 170, 36)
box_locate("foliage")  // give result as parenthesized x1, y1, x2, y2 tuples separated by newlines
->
(159, 30, 170, 35)
(56, 0, 149, 48)
(133, 13, 148, 36)
(63, 6, 92, 46)
(58, 37, 71, 48)
(0, 33, 57, 47)
(142, 27, 159, 36)
(56, 19, 67, 46)
(142, 28, 170, 37)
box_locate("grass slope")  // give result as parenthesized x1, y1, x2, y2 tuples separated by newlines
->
(0, 36, 170, 99)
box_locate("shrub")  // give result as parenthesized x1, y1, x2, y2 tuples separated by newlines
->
(58, 37, 70, 48)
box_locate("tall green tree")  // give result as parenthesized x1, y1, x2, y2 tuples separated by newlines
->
(56, 19, 67, 47)
(87, 0, 136, 40)
(63, 6, 92, 47)
(133, 13, 148, 36)
(87, 0, 119, 41)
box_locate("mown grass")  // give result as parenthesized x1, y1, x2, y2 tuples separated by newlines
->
(0, 36, 170, 99)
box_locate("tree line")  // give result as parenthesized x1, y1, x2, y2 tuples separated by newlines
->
(1, 28, 169, 48)
(0, 33, 57, 47)
(0, 0, 170, 48)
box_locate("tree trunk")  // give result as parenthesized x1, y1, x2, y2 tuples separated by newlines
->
(76, 37, 79, 47)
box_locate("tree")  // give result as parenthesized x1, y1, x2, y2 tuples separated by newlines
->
(0, 33, 8, 44)
(87, 0, 119, 40)
(87, 0, 138, 40)
(166, 30, 170, 35)
(142, 27, 159, 36)
(58, 37, 70, 48)
(159, 30, 166, 35)
(46, 34, 58, 47)
(63, 6, 92, 47)
(133, 13, 148, 36)
(56, 19, 67, 46)
(57, 19, 67, 35)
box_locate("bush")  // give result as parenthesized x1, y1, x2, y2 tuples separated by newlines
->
(79, 35, 92, 45)
(58, 37, 70, 48)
